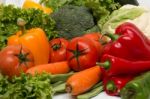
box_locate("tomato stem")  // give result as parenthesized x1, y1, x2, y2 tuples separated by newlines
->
(52, 39, 62, 51)
(68, 43, 87, 70)
(14, 46, 30, 66)
(52, 44, 61, 51)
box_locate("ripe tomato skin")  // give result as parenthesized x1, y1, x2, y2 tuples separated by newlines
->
(83, 32, 102, 41)
(66, 37, 98, 71)
(83, 33, 107, 59)
(49, 38, 69, 63)
(0, 45, 34, 78)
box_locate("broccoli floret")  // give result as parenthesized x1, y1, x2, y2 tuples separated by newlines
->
(51, 5, 95, 39)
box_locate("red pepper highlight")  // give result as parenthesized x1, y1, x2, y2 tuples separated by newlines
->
(115, 22, 150, 45)
(98, 54, 150, 76)
(102, 22, 150, 61)
(103, 76, 134, 96)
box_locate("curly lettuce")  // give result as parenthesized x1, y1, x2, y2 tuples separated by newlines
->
(0, 73, 53, 99)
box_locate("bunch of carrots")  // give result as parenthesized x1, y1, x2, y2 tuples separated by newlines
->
(26, 62, 103, 98)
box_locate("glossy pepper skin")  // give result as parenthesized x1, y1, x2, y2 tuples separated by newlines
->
(103, 22, 150, 61)
(7, 19, 50, 65)
(103, 76, 134, 96)
(121, 71, 150, 99)
(98, 54, 150, 76)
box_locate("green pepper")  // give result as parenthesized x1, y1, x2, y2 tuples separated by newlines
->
(120, 71, 150, 99)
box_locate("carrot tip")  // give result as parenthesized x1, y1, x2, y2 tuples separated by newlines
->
(66, 84, 72, 93)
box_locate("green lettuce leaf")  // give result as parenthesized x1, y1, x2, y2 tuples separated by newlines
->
(0, 4, 56, 50)
(0, 73, 53, 99)
(101, 5, 145, 34)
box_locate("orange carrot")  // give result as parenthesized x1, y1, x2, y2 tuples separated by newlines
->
(66, 66, 102, 95)
(26, 61, 70, 75)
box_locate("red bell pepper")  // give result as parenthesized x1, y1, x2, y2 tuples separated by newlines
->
(97, 54, 150, 76)
(102, 22, 150, 61)
(115, 22, 150, 45)
(103, 75, 134, 96)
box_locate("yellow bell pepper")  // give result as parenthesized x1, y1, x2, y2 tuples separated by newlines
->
(23, 0, 53, 14)
(42, 6, 53, 14)
(7, 18, 50, 65)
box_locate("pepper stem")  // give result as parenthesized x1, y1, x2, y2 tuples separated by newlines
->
(96, 61, 110, 70)
(17, 18, 26, 35)
(104, 33, 119, 41)
(106, 81, 117, 93)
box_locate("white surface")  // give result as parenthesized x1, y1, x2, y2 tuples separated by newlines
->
(1, 0, 150, 99)
(138, 0, 150, 8)
(3, 0, 39, 7)
(53, 92, 120, 99)
(3, 0, 150, 8)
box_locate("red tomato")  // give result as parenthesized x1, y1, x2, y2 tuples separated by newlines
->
(49, 38, 69, 63)
(66, 37, 98, 71)
(83, 32, 102, 41)
(83, 32, 107, 59)
(0, 45, 34, 78)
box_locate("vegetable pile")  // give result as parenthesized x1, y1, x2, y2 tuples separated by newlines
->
(2, 0, 150, 99)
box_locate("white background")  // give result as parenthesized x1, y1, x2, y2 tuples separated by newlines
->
(138, 0, 150, 8)
(1, 0, 150, 8)
(1, 0, 150, 99)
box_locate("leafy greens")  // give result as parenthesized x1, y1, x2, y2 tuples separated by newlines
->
(0, 73, 53, 99)
(102, 6, 145, 34)
(41, 0, 121, 31)
(0, 4, 56, 50)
